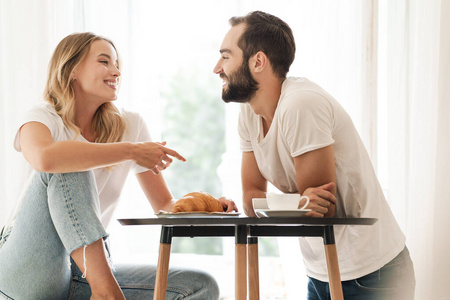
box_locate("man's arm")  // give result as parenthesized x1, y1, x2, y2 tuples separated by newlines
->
(294, 144, 337, 217)
(241, 151, 267, 217)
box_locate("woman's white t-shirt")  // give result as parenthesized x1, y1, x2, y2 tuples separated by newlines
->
(13, 102, 150, 228)
(238, 77, 406, 281)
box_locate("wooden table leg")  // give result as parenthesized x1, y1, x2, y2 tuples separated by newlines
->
(154, 226, 173, 300)
(248, 237, 260, 300)
(235, 225, 248, 300)
(323, 226, 343, 300)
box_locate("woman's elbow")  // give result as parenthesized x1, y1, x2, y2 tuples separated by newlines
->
(28, 152, 55, 173)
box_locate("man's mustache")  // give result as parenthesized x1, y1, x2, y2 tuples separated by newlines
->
(220, 73, 228, 80)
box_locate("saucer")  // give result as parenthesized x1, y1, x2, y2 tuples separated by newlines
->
(256, 209, 311, 218)
(155, 211, 241, 218)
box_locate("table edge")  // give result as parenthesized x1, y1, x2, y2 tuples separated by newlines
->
(118, 217, 378, 226)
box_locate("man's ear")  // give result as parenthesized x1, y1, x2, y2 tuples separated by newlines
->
(249, 51, 268, 74)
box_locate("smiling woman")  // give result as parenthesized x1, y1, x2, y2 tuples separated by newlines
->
(71, 44, 121, 103)
(0, 31, 221, 300)
(46, 35, 123, 144)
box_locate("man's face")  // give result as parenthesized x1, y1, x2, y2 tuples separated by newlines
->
(214, 24, 258, 103)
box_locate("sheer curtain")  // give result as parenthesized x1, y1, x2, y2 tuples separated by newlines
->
(379, 0, 450, 298)
(1, 1, 449, 299)
(0, 0, 59, 224)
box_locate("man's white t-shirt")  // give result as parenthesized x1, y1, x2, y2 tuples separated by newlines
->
(238, 77, 406, 281)
(13, 102, 150, 228)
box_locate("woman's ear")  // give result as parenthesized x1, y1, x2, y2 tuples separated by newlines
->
(249, 51, 268, 74)
(71, 65, 80, 81)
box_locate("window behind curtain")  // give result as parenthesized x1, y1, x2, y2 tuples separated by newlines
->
(0, 1, 376, 299)
(106, 1, 373, 299)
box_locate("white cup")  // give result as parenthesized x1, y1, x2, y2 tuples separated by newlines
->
(266, 193, 310, 210)
(252, 198, 269, 210)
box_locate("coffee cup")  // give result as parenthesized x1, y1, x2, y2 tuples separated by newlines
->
(252, 198, 269, 210)
(266, 193, 310, 210)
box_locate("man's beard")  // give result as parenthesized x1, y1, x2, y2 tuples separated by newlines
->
(221, 60, 258, 103)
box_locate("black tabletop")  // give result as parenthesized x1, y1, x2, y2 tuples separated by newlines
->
(118, 216, 378, 226)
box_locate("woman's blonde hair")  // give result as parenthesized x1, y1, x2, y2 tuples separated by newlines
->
(44, 32, 125, 143)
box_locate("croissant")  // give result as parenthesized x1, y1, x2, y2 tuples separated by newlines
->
(172, 191, 223, 213)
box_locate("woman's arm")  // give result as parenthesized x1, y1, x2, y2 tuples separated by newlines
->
(136, 170, 175, 212)
(19, 122, 185, 174)
(136, 171, 239, 213)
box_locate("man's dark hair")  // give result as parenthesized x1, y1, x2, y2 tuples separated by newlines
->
(229, 11, 296, 79)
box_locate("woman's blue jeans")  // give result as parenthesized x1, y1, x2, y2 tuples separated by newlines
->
(307, 246, 416, 300)
(0, 171, 219, 299)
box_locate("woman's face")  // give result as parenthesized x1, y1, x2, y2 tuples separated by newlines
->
(72, 39, 121, 106)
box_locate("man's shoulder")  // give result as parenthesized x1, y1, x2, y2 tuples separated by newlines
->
(282, 77, 326, 97)
(280, 79, 330, 110)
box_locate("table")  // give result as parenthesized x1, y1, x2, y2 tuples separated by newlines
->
(118, 216, 377, 300)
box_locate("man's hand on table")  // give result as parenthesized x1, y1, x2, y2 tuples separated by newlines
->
(302, 182, 336, 217)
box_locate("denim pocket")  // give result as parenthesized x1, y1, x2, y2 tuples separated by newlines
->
(353, 250, 406, 292)
(353, 270, 397, 292)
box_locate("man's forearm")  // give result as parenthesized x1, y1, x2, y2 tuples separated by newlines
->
(243, 189, 267, 217)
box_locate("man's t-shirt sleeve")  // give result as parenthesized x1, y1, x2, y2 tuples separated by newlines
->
(238, 105, 254, 152)
(280, 90, 335, 157)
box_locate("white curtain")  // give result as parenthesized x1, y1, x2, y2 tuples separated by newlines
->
(380, 0, 450, 298)
(0, 0, 56, 224)
(378, 0, 450, 298)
